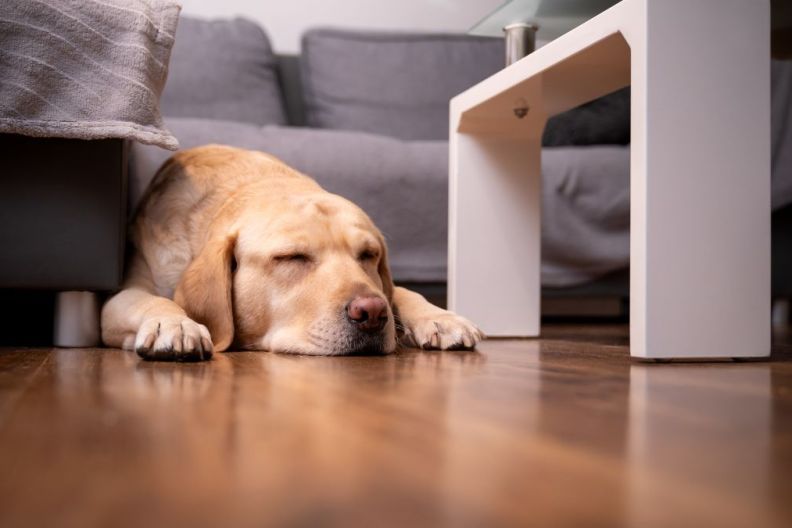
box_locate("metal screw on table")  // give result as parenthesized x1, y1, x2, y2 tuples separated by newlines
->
(503, 22, 538, 66)
(513, 97, 529, 118)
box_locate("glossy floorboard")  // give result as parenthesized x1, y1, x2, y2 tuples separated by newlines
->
(1, 326, 790, 528)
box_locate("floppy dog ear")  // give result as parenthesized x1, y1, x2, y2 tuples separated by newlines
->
(174, 231, 237, 352)
(377, 235, 395, 303)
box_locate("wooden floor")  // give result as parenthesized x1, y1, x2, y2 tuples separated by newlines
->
(1, 325, 791, 528)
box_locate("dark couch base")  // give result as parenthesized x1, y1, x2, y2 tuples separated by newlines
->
(773, 203, 792, 298)
(0, 135, 128, 291)
(0, 289, 55, 345)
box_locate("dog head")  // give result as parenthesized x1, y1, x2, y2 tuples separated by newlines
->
(174, 192, 396, 355)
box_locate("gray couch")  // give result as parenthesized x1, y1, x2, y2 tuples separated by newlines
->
(132, 17, 636, 298)
(3, 15, 791, 345)
(131, 16, 792, 308)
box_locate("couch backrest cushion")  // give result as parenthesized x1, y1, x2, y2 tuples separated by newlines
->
(301, 29, 503, 141)
(160, 16, 286, 125)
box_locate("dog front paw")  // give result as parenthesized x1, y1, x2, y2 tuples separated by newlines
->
(134, 316, 214, 361)
(400, 311, 484, 350)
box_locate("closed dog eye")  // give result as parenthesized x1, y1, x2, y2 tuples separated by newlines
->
(358, 249, 378, 262)
(273, 253, 312, 264)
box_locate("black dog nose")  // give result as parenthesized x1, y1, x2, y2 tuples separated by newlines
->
(346, 296, 388, 331)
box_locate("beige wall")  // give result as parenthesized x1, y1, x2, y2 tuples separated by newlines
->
(179, 0, 503, 54)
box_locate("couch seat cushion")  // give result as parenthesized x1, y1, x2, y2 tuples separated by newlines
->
(131, 118, 634, 286)
(130, 118, 451, 281)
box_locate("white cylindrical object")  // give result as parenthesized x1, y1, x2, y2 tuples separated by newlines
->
(54, 291, 100, 347)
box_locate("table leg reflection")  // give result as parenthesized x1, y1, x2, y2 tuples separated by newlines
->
(627, 364, 775, 527)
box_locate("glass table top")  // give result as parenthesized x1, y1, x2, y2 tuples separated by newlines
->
(470, 0, 620, 42)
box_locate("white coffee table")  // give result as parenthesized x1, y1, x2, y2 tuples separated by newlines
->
(448, 0, 771, 359)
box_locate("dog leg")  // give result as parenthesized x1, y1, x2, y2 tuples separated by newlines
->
(393, 286, 484, 350)
(101, 258, 214, 361)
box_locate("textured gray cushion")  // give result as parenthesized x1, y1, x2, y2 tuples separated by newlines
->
(130, 118, 449, 281)
(541, 146, 630, 286)
(301, 29, 503, 141)
(543, 88, 631, 146)
(0, 0, 179, 149)
(160, 17, 286, 125)
(130, 118, 634, 286)
(267, 132, 450, 282)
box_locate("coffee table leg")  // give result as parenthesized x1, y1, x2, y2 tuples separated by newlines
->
(449, 0, 770, 357)
(448, 131, 542, 337)
(627, 0, 770, 358)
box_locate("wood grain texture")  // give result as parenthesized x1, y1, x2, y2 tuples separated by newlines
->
(0, 326, 790, 528)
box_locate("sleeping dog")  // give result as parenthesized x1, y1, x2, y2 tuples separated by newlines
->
(102, 145, 483, 360)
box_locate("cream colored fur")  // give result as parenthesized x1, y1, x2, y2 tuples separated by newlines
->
(101, 145, 483, 360)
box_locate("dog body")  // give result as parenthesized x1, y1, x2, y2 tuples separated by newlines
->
(102, 145, 482, 360)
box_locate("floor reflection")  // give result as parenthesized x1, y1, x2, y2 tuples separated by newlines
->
(3, 333, 788, 528)
(628, 363, 778, 528)
(48, 347, 491, 526)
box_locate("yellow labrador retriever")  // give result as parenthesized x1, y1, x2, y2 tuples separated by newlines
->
(102, 145, 483, 360)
